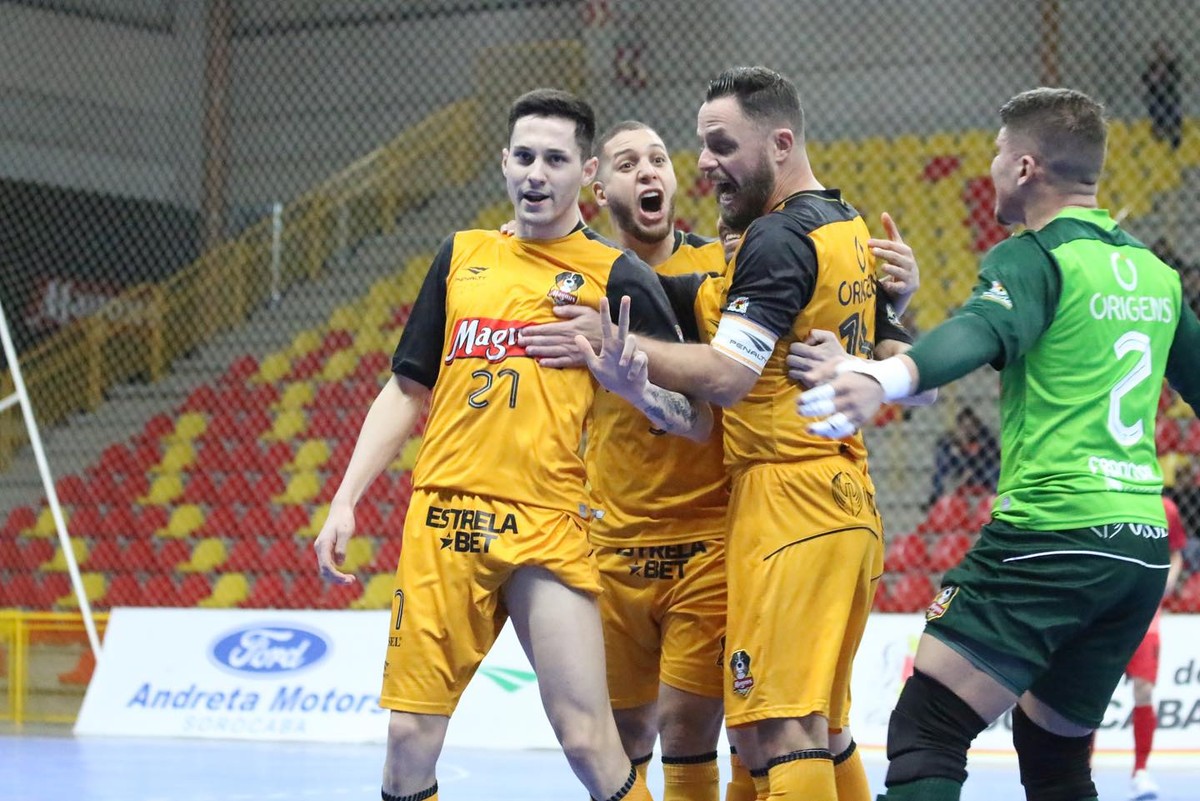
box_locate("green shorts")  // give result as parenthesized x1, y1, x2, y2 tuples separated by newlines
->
(924, 519, 1169, 729)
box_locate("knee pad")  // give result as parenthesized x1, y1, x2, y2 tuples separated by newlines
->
(1012, 705, 1097, 801)
(884, 669, 989, 788)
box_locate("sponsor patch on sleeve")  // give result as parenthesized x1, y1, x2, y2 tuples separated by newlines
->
(980, 280, 1013, 309)
(711, 314, 777, 373)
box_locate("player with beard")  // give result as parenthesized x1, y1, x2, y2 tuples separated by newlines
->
(570, 68, 915, 801)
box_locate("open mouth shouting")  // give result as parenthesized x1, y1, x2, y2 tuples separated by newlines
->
(637, 189, 666, 224)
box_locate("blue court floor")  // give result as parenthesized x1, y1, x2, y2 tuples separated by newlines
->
(2, 730, 1197, 800)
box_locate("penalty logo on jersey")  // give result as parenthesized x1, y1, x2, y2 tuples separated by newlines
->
(925, 586, 959, 621)
(548, 271, 585, 305)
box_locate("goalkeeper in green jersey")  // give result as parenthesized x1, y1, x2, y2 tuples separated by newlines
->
(795, 87, 1200, 801)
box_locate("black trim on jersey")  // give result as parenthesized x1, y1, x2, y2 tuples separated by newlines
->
(727, 190, 861, 339)
(874, 280, 914, 345)
(674, 229, 716, 253)
(607, 253, 686, 342)
(391, 235, 454, 389)
(657, 272, 710, 343)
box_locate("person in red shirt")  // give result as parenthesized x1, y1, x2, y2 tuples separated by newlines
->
(1125, 495, 1186, 801)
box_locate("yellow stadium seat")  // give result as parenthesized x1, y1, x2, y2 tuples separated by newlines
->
(263, 409, 307, 442)
(368, 277, 406, 309)
(156, 504, 206, 539)
(178, 539, 228, 573)
(274, 470, 321, 505)
(57, 573, 107, 608)
(152, 441, 195, 474)
(198, 573, 249, 608)
(28, 506, 67, 538)
(350, 574, 395, 609)
(341, 538, 375, 573)
(139, 473, 184, 505)
(390, 437, 422, 472)
(288, 440, 331, 472)
(353, 328, 392, 356)
(288, 329, 323, 358)
(166, 412, 208, 443)
(276, 381, 315, 411)
(255, 352, 292, 384)
(321, 350, 358, 382)
(42, 539, 89, 571)
(358, 304, 391, 332)
(298, 504, 330, 538)
(328, 304, 360, 332)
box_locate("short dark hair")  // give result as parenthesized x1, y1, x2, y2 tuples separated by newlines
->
(507, 88, 596, 159)
(999, 87, 1107, 186)
(706, 66, 804, 137)
(593, 119, 655, 160)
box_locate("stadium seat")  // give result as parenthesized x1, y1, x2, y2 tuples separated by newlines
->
(916, 494, 972, 535)
(1166, 572, 1200, 613)
(179, 574, 214, 606)
(83, 539, 123, 572)
(1157, 417, 1183, 452)
(289, 329, 324, 358)
(261, 441, 294, 471)
(351, 574, 395, 609)
(141, 413, 175, 443)
(286, 575, 325, 608)
(313, 381, 352, 409)
(17, 539, 55, 571)
(120, 540, 157, 573)
(288, 440, 332, 472)
(182, 473, 223, 505)
(254, 353, 292, 384)
(180, 384, 220, 414)
(101, 575, 147, 607)
(251, 473, 287, 500)
(263, 409, 307, 442)
(221, 472, 259, 505)
(274, 470, 321, 505)
(57, 573, 107, 609)
(884, 533, 927, 573)
(298, 504, 330, 538)
(178, 539, 228, 573)
(96, 506, 136, 539)
(4, 573, 50, 608)
(1179, 422, 1200, 455)
(288, 353, 324, 381)
(96, 444, 134, 478)
(277, 381, 315, 411)
(143, 575, 181, 607)
(197, 573, 249, 608)
(152, 442, 196, 475)
(198, 506, 243, 539)
(3, 506, 37, 538)
(167, 412, 208, 443)
(927, 532, 973, 572)
(364, 534, 403, 573)
(341, 537, 375, 573)
(307, 408, 353, 440)
(241, 409, 274, 440)
(133, 506, 170, 537)
(320, 350, 358, 382)
(224, 354, 260, 384)
(158, 504, 206, 539)
(351, 352, 389, 383)
(240, 574, 289, 608)
(193, 442, 231, 474)
(224, 540, 267, 572)
(204, 411, 242, 444)
(27, 506, 65, 538)
(353, 502, 387, 537)
(262, 538, 309, 572)
(54, 474, 90, 506)
(315, 580, 364, 610)
(41, 539, 89, 572)
(139, 473, 184, 506)
(275, 505, 312, 538)
(239, 505, 277, 538)
(891, 574, 936, 613)
(68, 505, 104, 539)
(967, 495, 995, 530)
(156, 539, 193, 573)
(114, 473, 151, 505)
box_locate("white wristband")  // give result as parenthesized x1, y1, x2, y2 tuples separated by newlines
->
(834, 357, 914, 402)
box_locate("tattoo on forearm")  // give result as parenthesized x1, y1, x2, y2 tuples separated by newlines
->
(638, 385, 699, 434)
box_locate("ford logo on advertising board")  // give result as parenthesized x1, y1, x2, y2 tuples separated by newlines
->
(210, 624, 329, 677)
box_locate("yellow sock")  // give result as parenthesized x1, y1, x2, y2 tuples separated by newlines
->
(767, 753, 835, 800)
(623, 769, 653, 801)
(833, 743, 871, 801)
(726, 752, 758, 801)
(752, 769, 771, 801)
(632, 753, 653, 783)
(662, 754, 719, 801)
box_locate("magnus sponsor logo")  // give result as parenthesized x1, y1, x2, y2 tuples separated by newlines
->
(445, 318, 532, 364)
(210, 625, 329, 677)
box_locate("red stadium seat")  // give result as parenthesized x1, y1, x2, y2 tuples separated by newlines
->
(275, 506, 311, 538)
(141, 413, 175, 443)
(182, 473, 223, 505)
(240, 410, 273, 440)
(54, 474, 90, 506)
(289, 353, 324, 381)
(3, 506, 37, 537)
(261, 442, 294, 472)
(968, 495, 995, 530)
(180, 385, 220, 414)
(178, 574, 213, 606)
(133, 506, 169, 538)
(320, 329, 355, 357)
(221, 471, 259, 504)
(286, 575, 325, 609)
(83, 540, 123, 572)
(367, 537, 402, 573)
(314, 381, 351, 409)
(97, 443, 134, 477)
(916, 494, 972, 535)
(143, 575, 181, 607)
(102, 575, 147, 607)
(1179, 422, 1200, 455)
(193, 442, 231, 474)
(314, 579, 363, 610)
(240, 574, 289, 608)
(203, 411, 243, 445)
(197, 506, 243, 539)
(884, 533, 927, 573)
(251, 473, 286, 499)
(927, 533, 972, 572)
(120, 540, 158, 573)
(223, 355, 259, 384)
(4, 573, 51, 608)
(18, 540, 55, 571)
(69, 506, 105, 539)
(891, 574, 936, 613)
(156, 540, 192, 572)
(224, 540, 267, 573)
(95, 506, 136, 539)
(351, 353, 389, 383)
(1156, 417, 1183, 453)
(262, 538, 308, 572)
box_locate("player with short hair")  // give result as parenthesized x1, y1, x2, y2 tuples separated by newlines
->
(575, 67, 923, 801)
(798, 87, 1200, 801)
(313, 88, 712, 801)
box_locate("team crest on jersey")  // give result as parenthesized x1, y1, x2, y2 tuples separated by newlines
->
(925, 586, 959, 621)
(980, 280, 1013, 309)
(548, 272, 585, 305)
(730, 649, 754, 696)
(831, 471, 865, 516)
(726, 295, 750, 314)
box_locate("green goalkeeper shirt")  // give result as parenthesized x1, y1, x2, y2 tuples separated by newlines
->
(909, 207, 1200, 531)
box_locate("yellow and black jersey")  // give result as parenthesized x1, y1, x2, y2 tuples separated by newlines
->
(711, 190, 912, 469)
(392, 224, 684, 514)
(587, 231, 731, 546)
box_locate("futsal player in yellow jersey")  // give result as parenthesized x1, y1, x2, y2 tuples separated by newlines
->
(584, 68, 923, 801)
(312, 89, 712, 801)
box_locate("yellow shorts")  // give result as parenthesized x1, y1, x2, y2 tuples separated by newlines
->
(380, 489, 600, 715)
(724, 459, 883, 728)
(596, 531, 726, 708)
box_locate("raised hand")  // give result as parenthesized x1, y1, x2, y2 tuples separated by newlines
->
(870, 212, 919, 314)
(574, 296, 649, 401)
